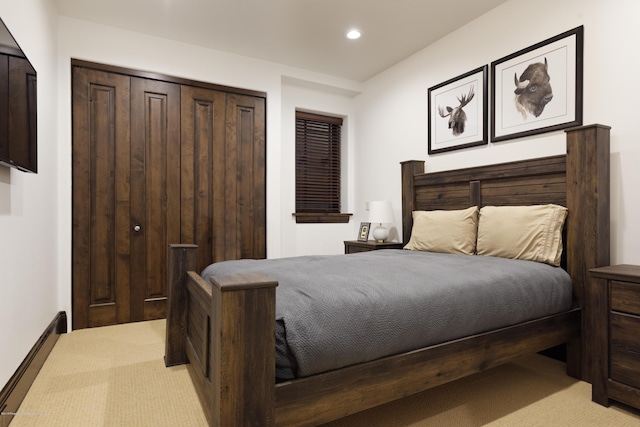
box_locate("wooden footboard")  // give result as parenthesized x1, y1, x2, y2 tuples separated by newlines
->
(165, 244, 277, 426)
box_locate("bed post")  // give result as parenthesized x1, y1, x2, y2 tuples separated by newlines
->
(401, 160, 425, 245)
(565, 124, 610, 382)
(165, 244, 198, 367)
(209, 274, 278, 426)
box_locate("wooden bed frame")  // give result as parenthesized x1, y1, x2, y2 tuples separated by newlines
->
(165, 124, 610, 426)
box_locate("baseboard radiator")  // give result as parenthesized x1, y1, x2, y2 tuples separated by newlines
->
(0, 311, 67, 427)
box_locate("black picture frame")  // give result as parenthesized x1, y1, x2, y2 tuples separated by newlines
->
(357, 222, 370, 242)
(491, 26, 583, 142)
(428, 65, 488, 154)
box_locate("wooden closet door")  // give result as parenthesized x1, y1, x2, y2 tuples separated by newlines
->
(180, 85, 226, 270)
(72, 68, 180, 329)
(181, 88, 266, 271)
(224, 94, 266, 261)
(72, 67, 132, 329)
(130, 77, 181, 322)
(72, 61, 266, 328)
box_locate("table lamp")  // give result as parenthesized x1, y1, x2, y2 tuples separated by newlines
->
(369, 201, 393, 242)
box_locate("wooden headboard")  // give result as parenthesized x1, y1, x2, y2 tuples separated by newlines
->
(401, 124, 611, 382)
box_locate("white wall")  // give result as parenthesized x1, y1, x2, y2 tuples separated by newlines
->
(354, 0, 639, 265)
(0, 0, 59, 387)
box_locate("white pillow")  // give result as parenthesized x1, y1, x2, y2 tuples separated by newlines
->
(476, 204, 568, 266)
(403, 206, 479, 255)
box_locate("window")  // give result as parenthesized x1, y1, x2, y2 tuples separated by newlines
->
(294, 111, 351, 223)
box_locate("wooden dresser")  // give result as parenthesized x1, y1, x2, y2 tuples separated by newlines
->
(590, 264, 640, 410)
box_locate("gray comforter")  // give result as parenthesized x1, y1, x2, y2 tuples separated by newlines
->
(200, 250, 572, 379)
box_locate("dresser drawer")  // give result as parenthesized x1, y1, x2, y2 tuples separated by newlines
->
(611, 281, 640, 315)
(346, 245, 371, 254)
(611, 348, 640, 389)
(589, 265, 640, 409)
(344, 240, 404, 254)
(611, 313, 640, 353)
(611, 312, 640, 389)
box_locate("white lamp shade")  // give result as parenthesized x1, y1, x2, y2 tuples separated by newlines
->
(369, 201, 393, 224)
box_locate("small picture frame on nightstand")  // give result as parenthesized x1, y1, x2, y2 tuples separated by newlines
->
(357, 222, 370, 242)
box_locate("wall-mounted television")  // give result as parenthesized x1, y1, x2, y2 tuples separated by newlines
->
(0, 17, 37, 173)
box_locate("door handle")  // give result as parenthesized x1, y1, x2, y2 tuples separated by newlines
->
(133, 225, 141, 232)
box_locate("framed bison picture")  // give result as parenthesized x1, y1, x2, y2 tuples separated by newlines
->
(491, 26, 583, 142)
(428, 65, 488, 154)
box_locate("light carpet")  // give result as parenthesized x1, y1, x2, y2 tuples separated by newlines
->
(8, 320, 640, 426)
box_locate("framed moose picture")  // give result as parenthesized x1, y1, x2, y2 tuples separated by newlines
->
(428, 65, 488, 154)
(491, 26, 583, 142)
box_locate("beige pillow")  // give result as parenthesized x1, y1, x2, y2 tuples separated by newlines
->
(404, 206, 479, 255)
(476, 204, 568, 266)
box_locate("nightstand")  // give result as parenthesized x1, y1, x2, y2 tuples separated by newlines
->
(589, 264, 640, 410)
(344, 240, 404, 254)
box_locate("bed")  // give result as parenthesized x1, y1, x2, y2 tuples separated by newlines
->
(165, 124, 611, 426)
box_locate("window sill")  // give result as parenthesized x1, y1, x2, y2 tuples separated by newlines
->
(293, 213, 353, 224)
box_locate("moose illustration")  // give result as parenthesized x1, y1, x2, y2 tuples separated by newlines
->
(438, 86, 475, 136)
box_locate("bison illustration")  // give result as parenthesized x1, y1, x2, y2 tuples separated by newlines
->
(514, 58, 553, 119)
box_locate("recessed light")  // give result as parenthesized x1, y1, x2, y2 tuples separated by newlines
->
(346, 29, 361, 40)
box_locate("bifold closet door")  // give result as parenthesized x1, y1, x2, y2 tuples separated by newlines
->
(180, 85, 226, 270)
(180, 87, 266, 271)
(72, 67, 180, 329)
(223, 93, 266, 263)
(129, 77, 180, 322)
(73, 63, 266, 329)
(72, 67, 132, 329)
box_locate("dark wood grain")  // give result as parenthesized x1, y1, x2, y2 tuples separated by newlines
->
(590, 264, 640, 282)
(400, 160, 424, 244)
(589, 273, 610, 405)
(292, 213, 352, 224)
(185, 271, 215, 424)
(343, 240, 404, 254)
(130, 77, 181, 322)
(589, 264, 640, 409)
(71, 59, 266, 98)
(224, 94, 267, 262)
(611, 313, 640, 388)
(180, 89, 266, 270)
(212, 274, 277, 426)
(166, 247, 278, 426)
(180, 85, 225, 271)
(165, 244, 198, 367)
(72, 67, 131, 329)
(611, 281, 640, 315)
(608, 379, 640, 410)
(73, 62, 266, 329)
(275, 310, 579, 426)
(566, 124, 611, 384)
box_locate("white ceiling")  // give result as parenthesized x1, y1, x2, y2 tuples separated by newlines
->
(52, 0, 508, 82)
